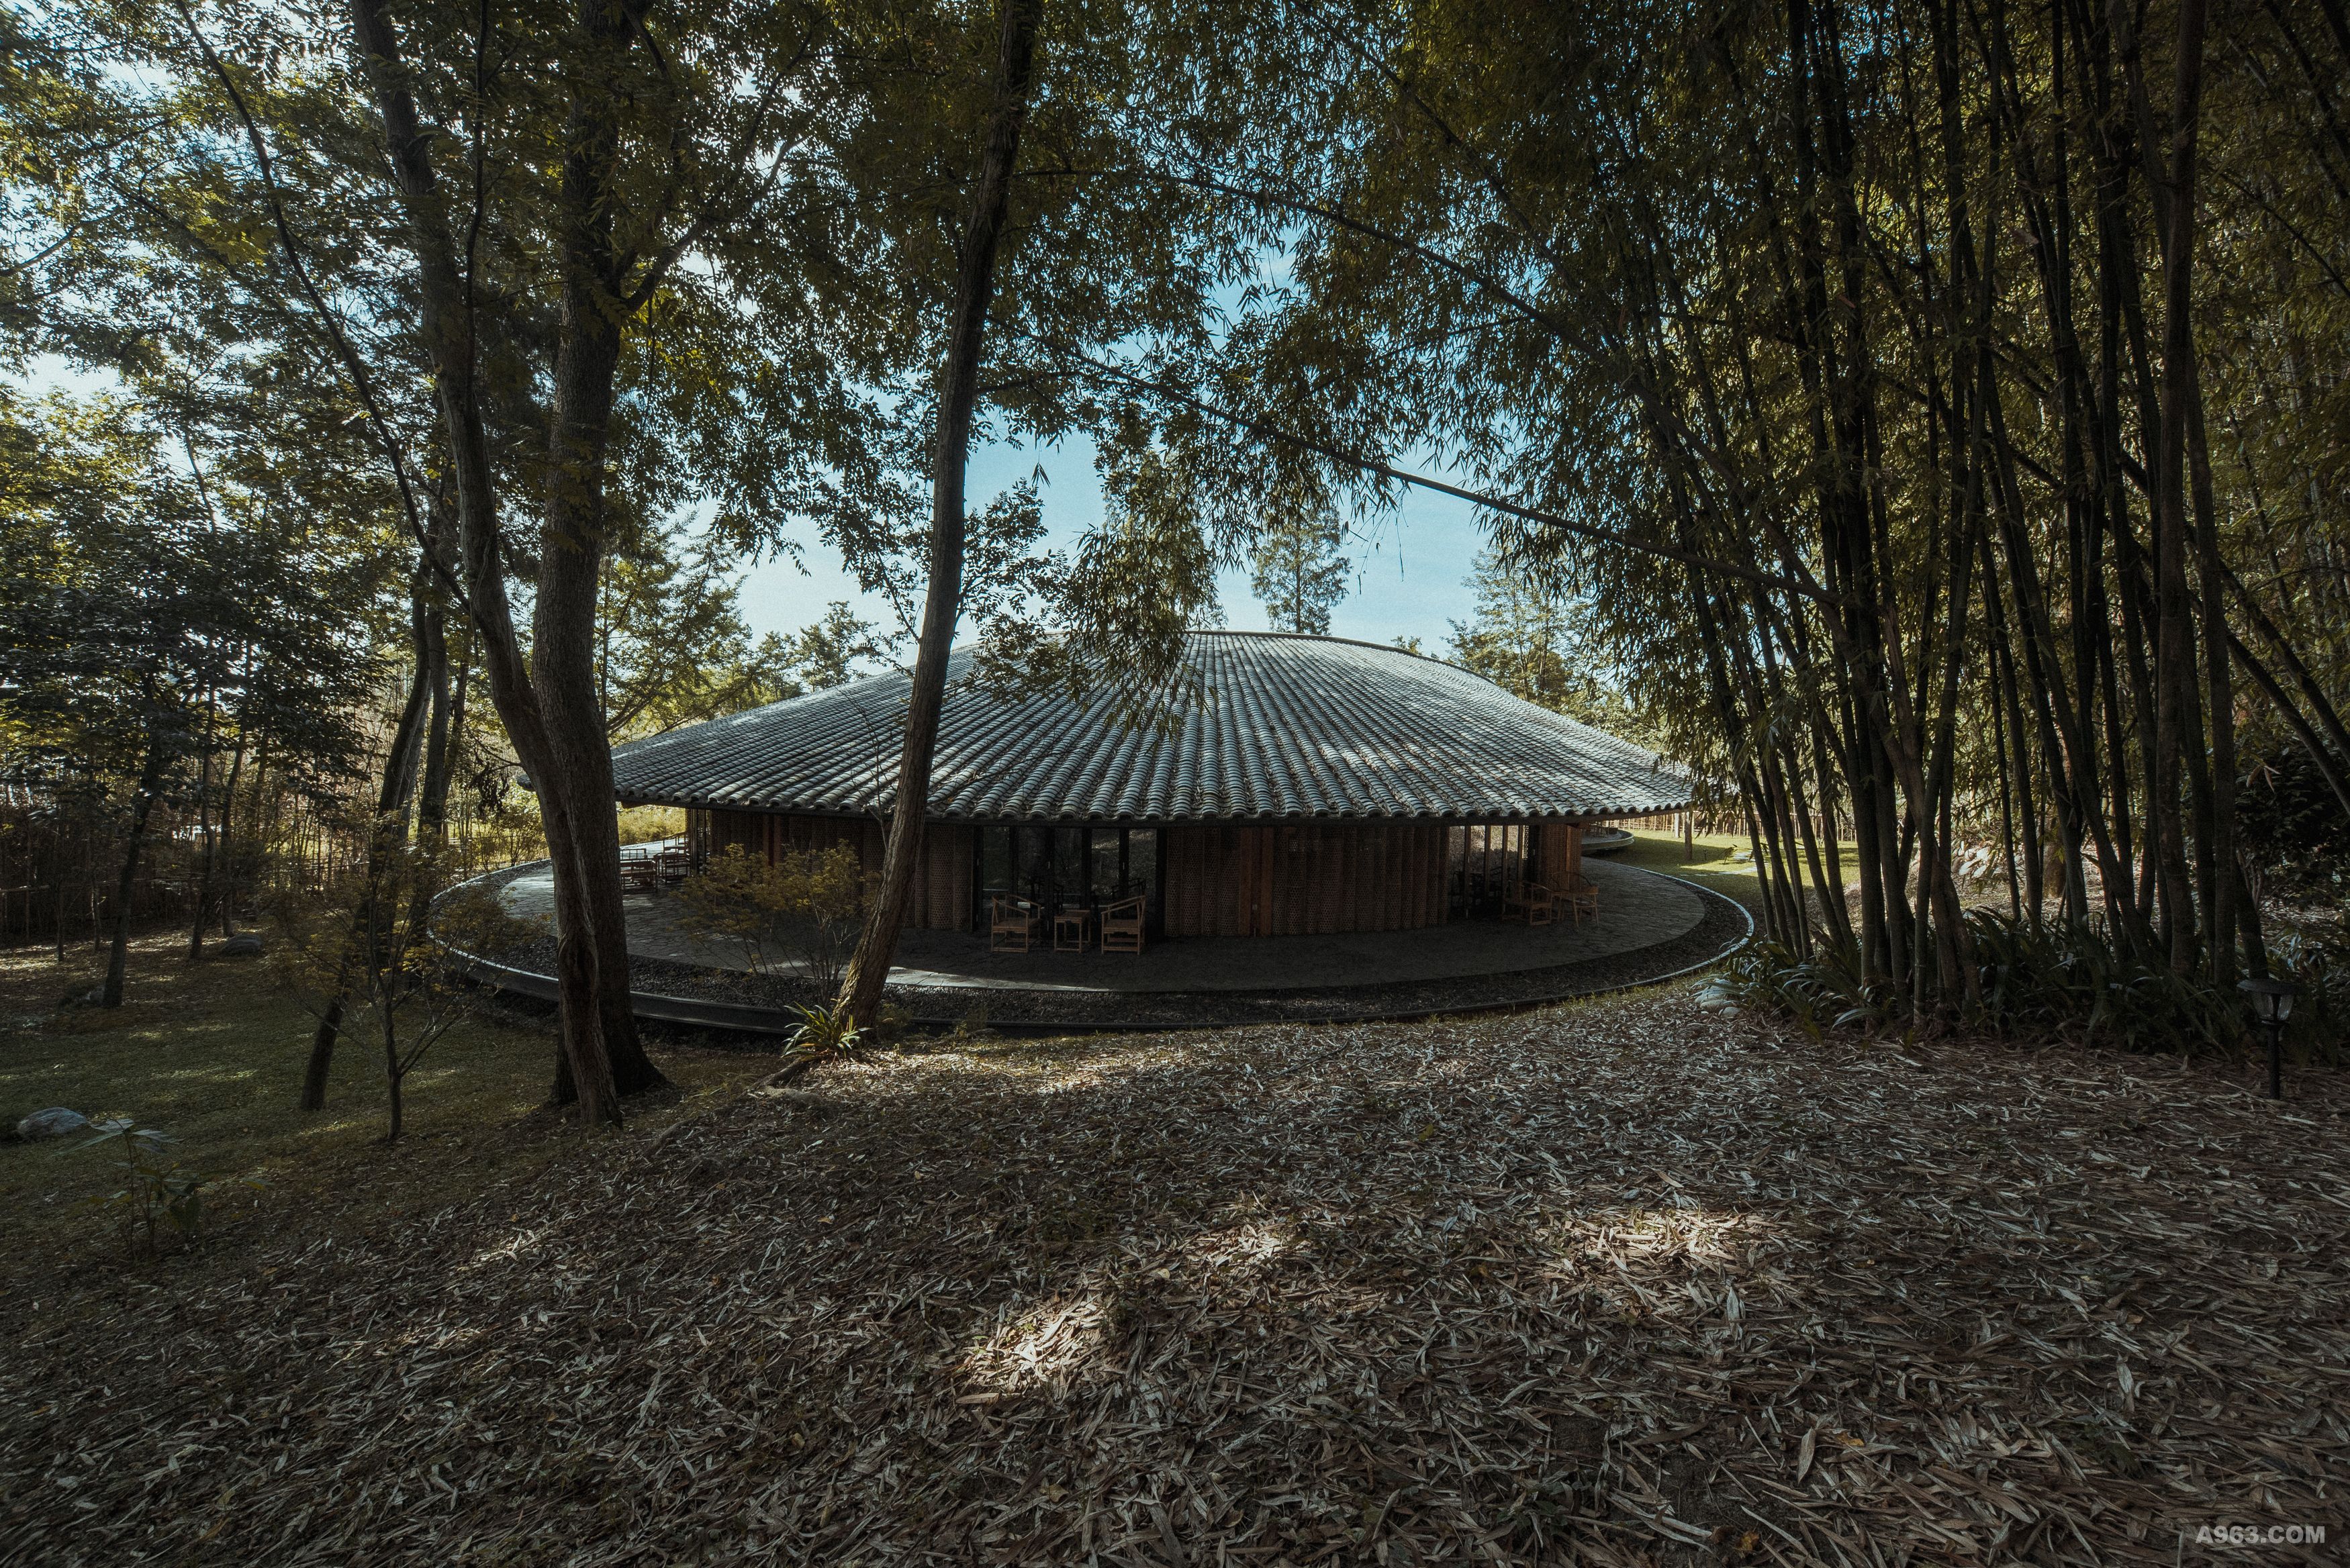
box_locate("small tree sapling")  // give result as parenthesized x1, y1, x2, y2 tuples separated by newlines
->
(275, 847, 535, 1140)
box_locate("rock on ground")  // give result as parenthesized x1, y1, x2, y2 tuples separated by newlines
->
(11, 1108, 88, 1142)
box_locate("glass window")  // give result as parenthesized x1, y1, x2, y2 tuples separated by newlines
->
(1053, 827, 1087, 906)
(981, 826, 1014, 895)
(1019, 825, 1055, 903)
(1125, 828, 1159, 898)
(1090, 828, 1123, 899)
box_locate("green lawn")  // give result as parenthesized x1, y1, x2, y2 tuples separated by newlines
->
(1609, 826, 1766, 910)
(1611, 826, 1870, 926)
(0, 930, 772, 1276)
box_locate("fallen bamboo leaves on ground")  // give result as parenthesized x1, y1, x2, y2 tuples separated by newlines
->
(2, 987, 2343, 1565)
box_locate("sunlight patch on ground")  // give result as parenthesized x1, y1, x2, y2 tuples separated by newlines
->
(7, 959, 2343, 1565)
(465, 1223, 560, 1273)
(956, 1291, 1116, 1398)
(1172, 1216, 1303, 1282)
(134, 1063, 265, 1087)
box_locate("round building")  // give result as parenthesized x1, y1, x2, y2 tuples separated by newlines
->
(608, 631, 1690, 942)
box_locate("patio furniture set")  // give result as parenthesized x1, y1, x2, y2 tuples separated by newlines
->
(990, 894, 1148, 954)
(1499, 875, 1603, 928)
(619, 841, 692, 892)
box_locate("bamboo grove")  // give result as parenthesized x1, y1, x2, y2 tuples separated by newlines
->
(1149, 0, 2350, 1024)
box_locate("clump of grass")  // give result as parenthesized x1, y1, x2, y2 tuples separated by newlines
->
(64, 1116, 265, 1259)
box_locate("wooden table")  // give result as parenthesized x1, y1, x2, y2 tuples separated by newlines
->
(1052, 907, 1096, 952)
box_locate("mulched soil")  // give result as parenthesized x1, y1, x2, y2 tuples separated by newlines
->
(485, 877, 1752, 1032)
(3, 989, 2343, 1565)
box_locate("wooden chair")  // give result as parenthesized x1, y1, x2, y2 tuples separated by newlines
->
(1502, 880, 1556, 926)
(1100, 895, 1145, 954)
(990, 895, 1042, 952)
(1559, 877, 1600, 927)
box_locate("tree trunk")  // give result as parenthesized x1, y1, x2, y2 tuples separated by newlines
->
(530, 0, 668, 1108)
(2188, 394, 2237, 985)
(188, 693, 218, 961)
(383, 1002, 406, 1144)
(346, 0, 634, 1124)
(214, 720, 248, 937)
(838, 0, 1047, 1030)
(101, 734, 169, 1008)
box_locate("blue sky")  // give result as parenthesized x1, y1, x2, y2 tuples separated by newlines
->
(741, 430, 1492, 653)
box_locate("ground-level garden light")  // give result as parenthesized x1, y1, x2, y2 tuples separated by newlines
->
(2237, 975, 2299, 1100)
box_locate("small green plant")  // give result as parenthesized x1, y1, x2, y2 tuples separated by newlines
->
(66, 1118, 261, 1258)
(1707, 934, 1889, 1038)
(1963, 911, 2239, 1051)
(273, 845, 530, 1139)
(784, 1003, 867, 1067)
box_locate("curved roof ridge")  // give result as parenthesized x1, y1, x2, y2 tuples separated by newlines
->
(1190, 626, 1468, 671)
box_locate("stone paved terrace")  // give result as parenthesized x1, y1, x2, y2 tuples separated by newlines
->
(496, 854, 1707, 995)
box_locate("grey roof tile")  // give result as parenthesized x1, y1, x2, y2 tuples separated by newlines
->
(610, 632, 1691, 822)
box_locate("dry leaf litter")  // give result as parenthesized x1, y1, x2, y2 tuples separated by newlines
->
(2, 989, 2344, 1565)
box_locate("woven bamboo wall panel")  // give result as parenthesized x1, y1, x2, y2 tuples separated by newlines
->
(1166, 822, 1270, 936)
(718, 816, 1461, 938)
(921, 825, 972, 930)
(710, 810, 762, 856)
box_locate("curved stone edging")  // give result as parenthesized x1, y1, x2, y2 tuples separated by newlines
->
(441, 861, 1754, 1037)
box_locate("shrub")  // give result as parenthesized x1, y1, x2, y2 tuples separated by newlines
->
(1700, 934, 1890, 1037)
(2238, 742, 2349, 899)
(271, 845, 535, 1139)
(785, 1003, 867, 1066)
(1964, 912, 2237, 1051)
(676, 843, 871, 991)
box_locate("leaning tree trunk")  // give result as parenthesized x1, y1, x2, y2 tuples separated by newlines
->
(101, 732, 169, 1008)
(402, 614, 461, 938)
(531, 0, 667, 1108)
(837, 0, 1047, 1032)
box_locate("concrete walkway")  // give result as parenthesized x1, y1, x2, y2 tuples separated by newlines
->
(497, 856, 1705, 995)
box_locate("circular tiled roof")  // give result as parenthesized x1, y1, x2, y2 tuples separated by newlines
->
(610, 632, 1690, 822)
